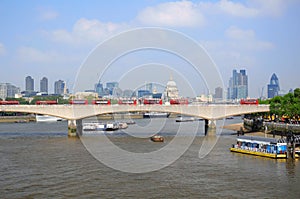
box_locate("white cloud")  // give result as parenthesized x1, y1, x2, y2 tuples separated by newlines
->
(225, 26, 274, 51)
(225, 26, 255, 40)
(216, 0, 259, 18)
(17, 46, 81, 64)
(137, 1, 205, 27)
(47, 18, 127, 45)
(37, 7, 59, 21)
(0, 43, 6, 56)
(216, 0, 289, 18)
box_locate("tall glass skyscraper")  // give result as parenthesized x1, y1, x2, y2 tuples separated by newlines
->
(25, 76, 34, 92)
(227, 69, 248, 100)
(40, 77, 48, 93)
(54, 80, 66, 95)
(267, 73, 280, 98)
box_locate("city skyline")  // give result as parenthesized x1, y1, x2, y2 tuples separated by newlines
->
(0, 1, 300, 97)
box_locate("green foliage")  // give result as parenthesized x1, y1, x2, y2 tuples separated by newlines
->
(260, 88, 300, 119)
(5, 97, 29, 104)
(30, 96, 69, 104)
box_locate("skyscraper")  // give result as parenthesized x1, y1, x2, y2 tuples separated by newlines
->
(25, 76, 34, 92)
(267, 73, 280, 98)
(54, 80, 66, 95)
(106, 82, 119, 95)
(227, 69, 248, 100)
(40, 77, 48, 93)
(95, 81, 104, 96)
(214, 87, 223, 99)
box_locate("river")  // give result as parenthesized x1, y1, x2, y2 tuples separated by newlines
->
(0, 117, 299, 198)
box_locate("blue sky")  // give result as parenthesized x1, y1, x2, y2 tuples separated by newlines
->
(0, 0, 299, 98)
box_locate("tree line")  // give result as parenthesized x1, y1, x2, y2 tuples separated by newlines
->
(259, 88, 300, 121)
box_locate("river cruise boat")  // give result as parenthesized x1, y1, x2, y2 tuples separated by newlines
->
(230, 136, 288, 159)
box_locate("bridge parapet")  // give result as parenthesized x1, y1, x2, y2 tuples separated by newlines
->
(1, 104, 269, 120)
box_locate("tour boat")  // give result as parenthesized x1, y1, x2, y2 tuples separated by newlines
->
(230, 136, 289, 159)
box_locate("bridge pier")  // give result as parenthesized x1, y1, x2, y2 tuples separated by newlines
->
(68, 119, 82, 137)
(205, 119, 216, 136)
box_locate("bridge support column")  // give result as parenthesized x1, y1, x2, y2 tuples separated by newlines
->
(205, 119, 216, 136)
(68, 119, 82, 137)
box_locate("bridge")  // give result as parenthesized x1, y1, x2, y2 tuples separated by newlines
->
(0, 104, 269, 137)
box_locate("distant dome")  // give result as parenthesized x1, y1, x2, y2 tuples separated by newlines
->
(167, 80, 177, 87)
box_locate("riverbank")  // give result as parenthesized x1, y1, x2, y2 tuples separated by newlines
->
(0, 116, 36, 123)
(222, 123, 282, 139)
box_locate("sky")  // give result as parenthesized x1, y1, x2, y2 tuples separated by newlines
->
(0, 0, 299, 98)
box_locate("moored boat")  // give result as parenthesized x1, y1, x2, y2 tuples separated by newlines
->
(230, 136, 291, 159)
(150, 135, 164, 142)
(36, 114, 64, 122)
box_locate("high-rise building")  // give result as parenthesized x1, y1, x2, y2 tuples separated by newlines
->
(95, 81, 104, 96)
(25, 76, 34, 92)
(54, 80, 66, 95)
(145, 83, 153, 93)
(0, 83, 20, 99)
(267, 73, 280, 98)
(214, 87, 223, 99)
(227, 69, 248, 100)
(106, 82, 119, 95)
(40, 77, 48, 93)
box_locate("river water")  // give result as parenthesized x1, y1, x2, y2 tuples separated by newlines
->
(0, 117, 299, 198)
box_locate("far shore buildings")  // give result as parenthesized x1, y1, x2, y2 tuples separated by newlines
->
(267, 73, 280, 98)
(0, 83, 20, 99)
(164, 76, 179, 100)
(227, 69, 248, 100)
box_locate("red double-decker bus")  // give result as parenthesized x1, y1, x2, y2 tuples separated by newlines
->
(92, 99, 111, 105)
(118, 99, 137, 105)
(169, 98, 188, 105)
(141, 98, 163, 105)
(36, 100, 57, 105)
(240, 99, 259, 105)
(0, 100, 20, 105)
(69, 99, 88, 105)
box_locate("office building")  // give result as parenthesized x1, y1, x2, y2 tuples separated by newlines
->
(40, 77, 48, 93)
(214, 87, 223, 99)
(227, 69, 248, 100)
(106, 82, 119, 95)
(25, 76, 34, 92)
(0, 83, 20, 99)
(267, 73, 280, 98)
(95, 81, 104, 96)
(54, 80, 66, 95)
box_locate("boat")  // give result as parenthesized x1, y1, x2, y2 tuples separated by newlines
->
(105, 122, 119, 131)
(150, 135, 164, 142)
(230, 136, 293, 159)
(83, 124, 97, 131)
(36, 114, 64, 122)
(175, 117, 195, 122)
(95, 123, 106, 131)
(118, 122, 128, 129)
(143, 112, 170, 118)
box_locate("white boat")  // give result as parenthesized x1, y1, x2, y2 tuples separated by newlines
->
(143, 112, 170, 118)
(83, 124, 97, 131)
(175, 117, 195, 122)
(106, 122, 119, 131)
(36, 114, 64, 122)
(95, 123, 106, 131)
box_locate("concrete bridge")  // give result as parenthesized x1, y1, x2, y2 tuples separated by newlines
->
(0, 104, 269, 136)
